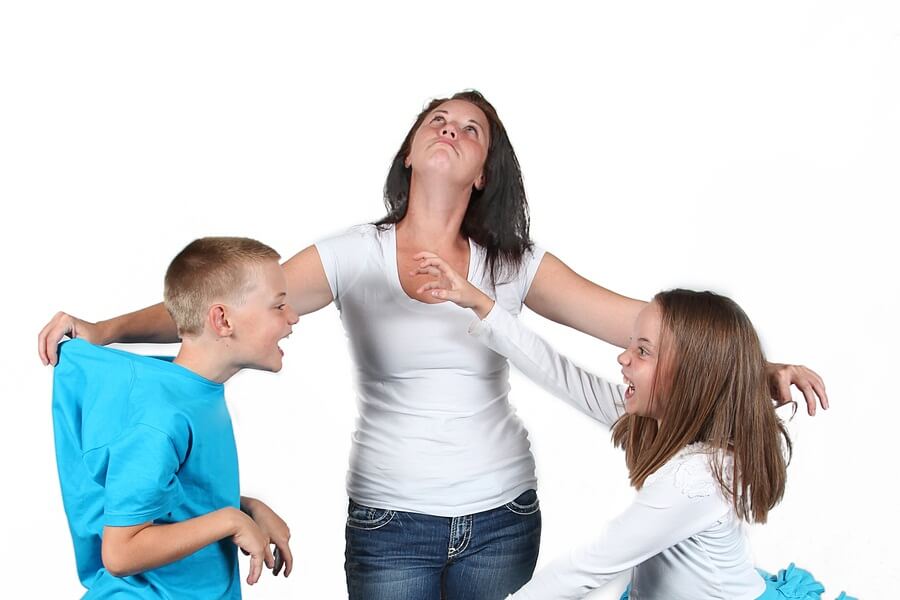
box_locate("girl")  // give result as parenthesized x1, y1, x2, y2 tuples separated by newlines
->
(413, 252, 853, 599)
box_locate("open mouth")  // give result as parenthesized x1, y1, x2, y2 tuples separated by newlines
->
(277, 331, 292, 357)
(623, 376, 636, 399)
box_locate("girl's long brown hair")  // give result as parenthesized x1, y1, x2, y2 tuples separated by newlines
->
(611, 289, 792, 523)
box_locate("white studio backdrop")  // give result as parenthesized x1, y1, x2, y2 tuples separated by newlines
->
(1, 1, 897, 597)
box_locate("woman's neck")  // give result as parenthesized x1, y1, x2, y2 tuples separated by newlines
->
(399, 173, 471, 249)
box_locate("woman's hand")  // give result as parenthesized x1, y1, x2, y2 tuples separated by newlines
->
(412, 252, 495, 319)
(240, 497, 293, 578)
(38, 311, 104, 366)
(766, 362, 829, 416)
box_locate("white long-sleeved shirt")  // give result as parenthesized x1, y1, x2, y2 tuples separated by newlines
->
(469, 307, 766, 600)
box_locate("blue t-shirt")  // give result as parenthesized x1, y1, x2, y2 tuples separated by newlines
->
(52, 339, 241, 599)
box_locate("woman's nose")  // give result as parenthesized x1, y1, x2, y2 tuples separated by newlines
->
(441, 125, 457, 139)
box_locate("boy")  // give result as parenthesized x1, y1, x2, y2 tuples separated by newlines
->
(52, 237, 298, 598)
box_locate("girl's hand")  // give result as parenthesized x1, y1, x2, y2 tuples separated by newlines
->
(766, 362, 829, 416)
(412, 252, 495, 319)
(241, 497, 293, 577)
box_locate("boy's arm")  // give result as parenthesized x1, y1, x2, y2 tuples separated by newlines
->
(102, 507, 272, 584)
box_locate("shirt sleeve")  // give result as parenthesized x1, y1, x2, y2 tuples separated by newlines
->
(468, 305, 624, 427)
(314, 224, 377, 303)
(509, 454, 730, 600)
(102, 423, 186, 526)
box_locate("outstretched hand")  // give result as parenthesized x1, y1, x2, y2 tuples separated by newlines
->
(412, 252, 495, 318)
(766, 362, 829, 416)
(38, 311, 102, 366)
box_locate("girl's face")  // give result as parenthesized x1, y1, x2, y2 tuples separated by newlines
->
(618, 302, 665, 420)
(405, 99, 490, 189)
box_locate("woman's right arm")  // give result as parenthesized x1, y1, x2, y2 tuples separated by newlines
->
(38, 245, 334, 366)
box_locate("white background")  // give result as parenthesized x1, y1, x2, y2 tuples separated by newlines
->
(2, 1, 897, 598)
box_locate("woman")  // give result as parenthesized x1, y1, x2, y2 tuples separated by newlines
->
(38, 90, 827, 600)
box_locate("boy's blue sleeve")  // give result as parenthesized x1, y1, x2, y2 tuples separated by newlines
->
(102, 424, 186, 526)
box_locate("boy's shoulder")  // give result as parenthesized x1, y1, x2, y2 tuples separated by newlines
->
(56, 340, 223, 448)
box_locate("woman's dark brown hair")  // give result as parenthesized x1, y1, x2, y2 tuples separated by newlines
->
(611, 289, 792, 523)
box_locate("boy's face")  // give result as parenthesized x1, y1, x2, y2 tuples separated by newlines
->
(229, 260, 298, 373)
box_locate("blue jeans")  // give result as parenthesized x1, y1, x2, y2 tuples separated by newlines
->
(345, 490, 542, 600)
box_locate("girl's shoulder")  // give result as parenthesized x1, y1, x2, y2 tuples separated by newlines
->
(645, 443, 729, 502)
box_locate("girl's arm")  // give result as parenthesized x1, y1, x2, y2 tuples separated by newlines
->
(101, 507, 271, 585)
(38, 245, 334, 366)
(469, 305, 624, 428)
(524, 252, 829, 415)
(415, 251, 623, 426)
(509, 453, 729, 599)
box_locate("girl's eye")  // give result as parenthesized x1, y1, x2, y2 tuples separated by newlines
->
(276, 304, 286, 311)
(638, 347, 648, 357)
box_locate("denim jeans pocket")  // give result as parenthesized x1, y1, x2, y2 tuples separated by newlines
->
(504, 489, 540, 515)
(346, 499, 396, 530)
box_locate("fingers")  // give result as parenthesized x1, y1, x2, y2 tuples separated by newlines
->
(280, 543, 294, 577)
(799, 383, 817, 417)
(412, 251, 438, 260)
(38, 312, 69, 366)
(411, 265, 443, 279)
(805, 367, 829, 410)
(264, 545, 275, 570)
(775, 376, 793, 410)
(247, 553, 262, 585)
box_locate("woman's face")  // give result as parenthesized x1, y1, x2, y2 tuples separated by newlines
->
(406, 99, 491, 190)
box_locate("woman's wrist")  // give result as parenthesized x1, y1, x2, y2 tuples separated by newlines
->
(94, 318, 115, 345)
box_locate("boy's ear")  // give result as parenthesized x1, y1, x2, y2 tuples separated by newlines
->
(207, 304, 234, 337)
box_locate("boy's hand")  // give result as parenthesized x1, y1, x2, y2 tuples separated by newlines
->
(241, 498, 293, 577)
(412, 252, 495, 319)
(231, 509, 274, 585)
(38, 311, 102, 366)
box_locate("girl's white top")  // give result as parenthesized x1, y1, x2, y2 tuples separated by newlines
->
(468, 306, 766, 600)
(315, 224, 545, 516)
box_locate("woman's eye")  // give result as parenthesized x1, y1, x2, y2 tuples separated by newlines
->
(431, 115, 445, 124)
(464, 125, 478, 136)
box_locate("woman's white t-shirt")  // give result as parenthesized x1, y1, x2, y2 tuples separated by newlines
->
(315, 223, 545, 516)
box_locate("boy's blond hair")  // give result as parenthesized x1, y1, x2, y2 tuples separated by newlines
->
(164, 237, 281, 336)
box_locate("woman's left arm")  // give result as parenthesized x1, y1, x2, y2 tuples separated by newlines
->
(524, 252, 645, 350)
(524, 252, 829, 414)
